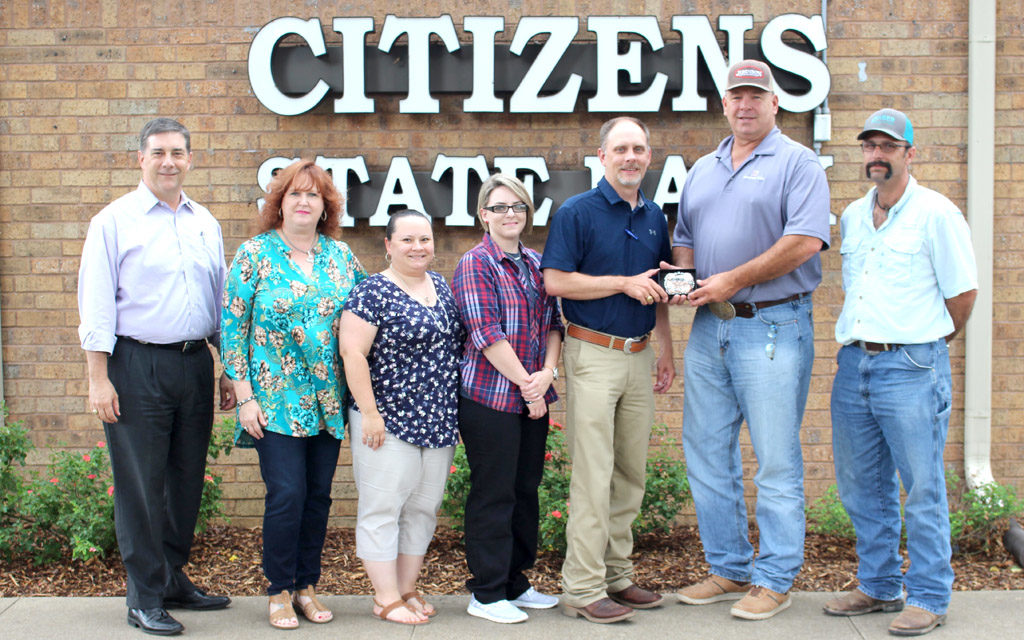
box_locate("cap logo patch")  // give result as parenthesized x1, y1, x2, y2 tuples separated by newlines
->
(735, 68, 764, 78)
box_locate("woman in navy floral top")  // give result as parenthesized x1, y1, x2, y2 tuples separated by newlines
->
(221, 160, 366, 629)
(340, 209, 463, 626)
(452, 174, 563, 623)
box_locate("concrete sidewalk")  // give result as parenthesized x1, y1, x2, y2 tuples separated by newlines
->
(1, 592, 1021, 639)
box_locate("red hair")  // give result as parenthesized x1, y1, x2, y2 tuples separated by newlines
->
(258, 160, 343, 238)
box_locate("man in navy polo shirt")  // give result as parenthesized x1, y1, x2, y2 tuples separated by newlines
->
(542, 116, 676, 624)
(671, 60, 830, 620)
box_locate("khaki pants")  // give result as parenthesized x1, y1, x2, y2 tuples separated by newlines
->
(559, 334, 655, 606)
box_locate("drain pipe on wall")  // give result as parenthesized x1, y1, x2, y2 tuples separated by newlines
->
(964, 2, 995, 488)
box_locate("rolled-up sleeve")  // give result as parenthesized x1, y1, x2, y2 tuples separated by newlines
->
(453, 253, 507, 351)
(77, 214, 119, 354)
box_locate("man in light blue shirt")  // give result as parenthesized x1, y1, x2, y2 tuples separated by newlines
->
(671, 60, 830, 621)
(78, 118, 235, 636)
(824, 109, 977, 637)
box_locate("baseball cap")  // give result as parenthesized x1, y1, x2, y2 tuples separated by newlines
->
(724, 60, 774, 93)
(857, 108, 914, 146)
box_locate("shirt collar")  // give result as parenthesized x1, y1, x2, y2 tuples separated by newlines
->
(597, 176, 652, 214)
(715, 126, 782, 162)
(480, 231, 524, 262)
(865, 175, 918, 222)
(136, 181, 195, 215)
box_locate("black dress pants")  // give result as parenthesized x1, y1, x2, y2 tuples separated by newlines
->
(459, 395, 549, 604)
(104, 338, 214, 609)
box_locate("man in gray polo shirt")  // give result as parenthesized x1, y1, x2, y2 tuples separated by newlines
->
(669, 60, 830, 620)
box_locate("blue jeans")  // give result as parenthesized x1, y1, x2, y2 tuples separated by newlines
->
(830, 340, 953, 615)
(254, 430, 341, 595)
(682, 298, 813, 594)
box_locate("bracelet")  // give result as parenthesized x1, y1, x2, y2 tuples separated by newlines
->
(238, 395, 256, 406)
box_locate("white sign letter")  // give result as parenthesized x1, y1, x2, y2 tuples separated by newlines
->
(760, 14, 831, 113)
(463, 17, 505, 113)
(378, 15, 460, 113)
(369, 157, 427, 226)
(248, 18, 330, 116)
(331, 18, 375, 113)
(431, 155, 491, 226)
(316, 156, 370, 226)
(587, 16, 668, 112)
(509, 17, 582, 113)
(670, 15, 752, 111)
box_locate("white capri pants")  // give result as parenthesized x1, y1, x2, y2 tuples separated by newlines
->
(348, 408, 455, 562)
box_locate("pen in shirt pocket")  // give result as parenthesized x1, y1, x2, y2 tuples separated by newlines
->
(624, 228, 639, 241)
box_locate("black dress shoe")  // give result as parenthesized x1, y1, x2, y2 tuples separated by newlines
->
(127, 608, 184, 636)
(163, 587, 231, 611)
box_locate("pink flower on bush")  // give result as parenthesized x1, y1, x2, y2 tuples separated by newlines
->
(450, 465, 457, 474)
(551, 510, 562, 519)
(82, 454, 91, 462)
(89, 547, 97, 552)
(204, 475, 214, 482)
(49, 477, 59, 484)
(544, 452, 553, 461)
(87, 474, 96, 480)
(549, 421, 564, 430)
(26, 489, 33, 494)
(96, 441, 106, 448)
(107, 486, 114, 496)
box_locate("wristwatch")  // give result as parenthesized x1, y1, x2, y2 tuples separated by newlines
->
(546, 366, 559, 380)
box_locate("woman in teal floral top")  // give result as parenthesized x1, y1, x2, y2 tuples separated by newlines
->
(221, 160, 366, 629)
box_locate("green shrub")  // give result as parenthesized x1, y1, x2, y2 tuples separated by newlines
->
(946, 469, 1024, 552)
(806, 471, 1024, 552)
(0, 407, 233, 565)
(441, 420, 691, 554)
(806, 484, 856, 539)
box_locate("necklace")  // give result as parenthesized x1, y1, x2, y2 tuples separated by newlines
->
(874, 192, 893, 212)
(278, 229, 316, 264)
(387, 268, 435, 306)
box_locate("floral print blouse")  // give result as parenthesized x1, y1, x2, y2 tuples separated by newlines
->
(343, 272, 463, 448)
(221, 231, 367, 446)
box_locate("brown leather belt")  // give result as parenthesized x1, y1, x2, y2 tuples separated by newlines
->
(567, 324, 649, 354)
(855, 340, 904, 354)
(732, 293, 805, 319)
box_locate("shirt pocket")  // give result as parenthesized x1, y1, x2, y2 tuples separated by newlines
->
(839, 235, 863, 291)
(881, 230, 923, 286)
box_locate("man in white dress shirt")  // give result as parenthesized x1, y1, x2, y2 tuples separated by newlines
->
(823, 109, 977, 637)
(78, 117, 235, 635)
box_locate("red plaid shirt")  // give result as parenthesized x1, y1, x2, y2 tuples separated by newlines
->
(453, 233, 563, 413)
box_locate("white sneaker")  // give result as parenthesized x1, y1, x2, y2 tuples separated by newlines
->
(467, 596, 529, 623)
(510, 587, 559, 609)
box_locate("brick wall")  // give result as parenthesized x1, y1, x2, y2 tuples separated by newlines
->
(1, 1, 1021, 526)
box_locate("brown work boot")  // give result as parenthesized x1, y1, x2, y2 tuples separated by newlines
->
(607, 584, 664, 609)
(560, 597, 635, 624)
(676, 575, 751, 605)
(888, 606, 946, 636)
(823, 589, 904, 616)
(730, 586, 791, 620)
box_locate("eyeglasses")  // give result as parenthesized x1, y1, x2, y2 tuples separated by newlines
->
(482, 203, 529, 214)
(860, 141, 910, 153)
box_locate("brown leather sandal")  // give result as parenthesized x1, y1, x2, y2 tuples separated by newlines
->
(402, 590, 437, 617)
(374, 599, 429, 625)
(268, 590, 299, 630)
(293, 586, 332, 623)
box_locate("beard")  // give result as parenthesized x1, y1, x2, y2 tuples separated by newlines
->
(866, 161, 893, 182)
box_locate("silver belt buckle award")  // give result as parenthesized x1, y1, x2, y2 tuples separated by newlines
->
(657, 268, 697, 297)
(708, 301, 736, 320)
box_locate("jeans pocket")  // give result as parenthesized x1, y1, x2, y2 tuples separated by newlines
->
(901, 343, 935, 370)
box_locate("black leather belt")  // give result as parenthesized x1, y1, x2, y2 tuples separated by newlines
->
(732, 294, 804, 318)
(118, 335, 207, 354)
(855, 340, 903, 354)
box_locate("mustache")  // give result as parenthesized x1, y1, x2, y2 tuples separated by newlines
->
(866, 160, 893, 180)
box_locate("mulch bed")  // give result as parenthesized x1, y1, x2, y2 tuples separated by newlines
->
(2, 524, 1021, 597)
